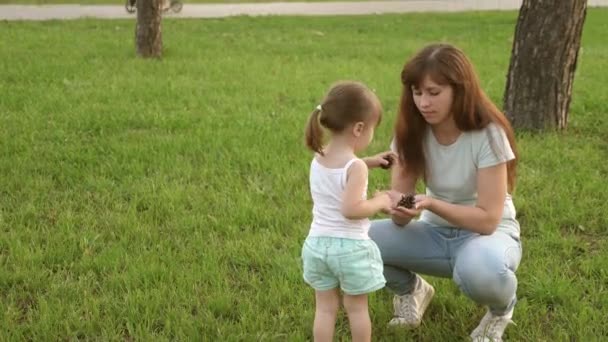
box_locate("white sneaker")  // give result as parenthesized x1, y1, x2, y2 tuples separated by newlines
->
(388, 276, 435, 328)
(470, 307, 515, 342)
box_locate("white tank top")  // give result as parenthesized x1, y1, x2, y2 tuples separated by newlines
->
(307, 157, 370, 240)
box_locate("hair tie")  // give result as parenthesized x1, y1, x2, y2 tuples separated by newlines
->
(316, 105, 323, 111)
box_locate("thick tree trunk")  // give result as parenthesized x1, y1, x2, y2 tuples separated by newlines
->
(136, 0, 163, 58)
(503, 0, 587, 130)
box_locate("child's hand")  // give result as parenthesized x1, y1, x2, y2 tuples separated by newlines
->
(373, 191, 394, 214)
(364, 151, 397, 169)
(386, 190, 404, 208)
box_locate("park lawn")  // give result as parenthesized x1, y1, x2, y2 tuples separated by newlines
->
(2, 0, 356, 5)
(1, 8, 607, 341)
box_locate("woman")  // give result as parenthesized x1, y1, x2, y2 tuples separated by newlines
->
(369, 43, 522, 341)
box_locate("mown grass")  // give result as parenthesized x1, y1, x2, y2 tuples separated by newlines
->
(0, 8, 607, 341)
(3, 0, 357, 5)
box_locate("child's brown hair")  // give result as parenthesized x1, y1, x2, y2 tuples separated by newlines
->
(305, 81, 382, 155)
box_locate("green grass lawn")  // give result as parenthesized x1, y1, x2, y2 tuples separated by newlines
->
(2, 0, 347, 5)
(1, 9, 607, 341)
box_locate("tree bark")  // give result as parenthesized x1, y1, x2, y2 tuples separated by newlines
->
(136, 0, 163, 58)
(503, 0, 587, 130)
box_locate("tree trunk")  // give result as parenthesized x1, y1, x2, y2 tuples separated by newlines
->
(136, 0, 163, 58)
(503, 0, 587, 130)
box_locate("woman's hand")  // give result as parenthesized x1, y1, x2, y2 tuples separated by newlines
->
(391, 204, 422, 218)
(413, 194, 434, 210)
(363, 151, 397, 169)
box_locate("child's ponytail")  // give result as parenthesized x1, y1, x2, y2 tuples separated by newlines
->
(305, 106, 324, 155)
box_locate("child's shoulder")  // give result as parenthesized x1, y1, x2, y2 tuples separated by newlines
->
(344, 158, 368, 176)
(313, 154, 363, 170)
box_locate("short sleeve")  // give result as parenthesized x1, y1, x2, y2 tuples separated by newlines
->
(477, 124, 515, 169)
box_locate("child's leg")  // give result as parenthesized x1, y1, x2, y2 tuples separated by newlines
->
(343, 294, 371, 342)
(313, 288, 340, 342)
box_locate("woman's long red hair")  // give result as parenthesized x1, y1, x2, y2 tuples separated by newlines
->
(395, 43, 518, 192)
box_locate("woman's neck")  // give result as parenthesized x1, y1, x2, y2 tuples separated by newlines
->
(430, 119, 461, 145)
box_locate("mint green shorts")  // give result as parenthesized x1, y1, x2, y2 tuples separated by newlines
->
(301, 236, 386, 295)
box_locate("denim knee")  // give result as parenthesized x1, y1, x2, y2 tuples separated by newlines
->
(453, 240, 520, 310)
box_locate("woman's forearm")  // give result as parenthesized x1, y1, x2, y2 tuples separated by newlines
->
(427, 199, 501, 235)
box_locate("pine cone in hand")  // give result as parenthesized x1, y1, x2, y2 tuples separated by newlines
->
(380, 155, 393, 169)
(398, 194, 416, 209)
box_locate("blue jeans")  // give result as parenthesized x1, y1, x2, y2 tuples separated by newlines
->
(369, 219, 522, 315)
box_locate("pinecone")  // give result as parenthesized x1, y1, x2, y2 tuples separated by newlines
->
(380, 155, 393, 169)
(398, 194, 416, 209)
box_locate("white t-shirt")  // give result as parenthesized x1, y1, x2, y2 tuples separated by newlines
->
(392, 123, 519, 234)
(308, 158, 371, 240)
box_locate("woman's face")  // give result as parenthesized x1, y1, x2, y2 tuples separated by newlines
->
(412, 75, 454, 126)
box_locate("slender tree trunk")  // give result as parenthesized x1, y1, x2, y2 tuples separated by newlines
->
(136, 0, 163, 58)
(503, 0, 587, 130)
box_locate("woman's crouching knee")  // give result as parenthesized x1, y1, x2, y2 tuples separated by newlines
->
(452, 245, 518, 308)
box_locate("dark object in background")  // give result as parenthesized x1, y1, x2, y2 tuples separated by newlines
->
(398, 194, 416, 209)
(126, 0, 183, 14)
(126, 0, 136, 13)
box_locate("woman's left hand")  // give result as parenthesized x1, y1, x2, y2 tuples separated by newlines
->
(363, 150, 397, 169)
(413, 194, 434, 210)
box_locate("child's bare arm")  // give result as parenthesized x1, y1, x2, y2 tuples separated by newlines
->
(362, 151, 397, 169)
(341, 160, 392, 220)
